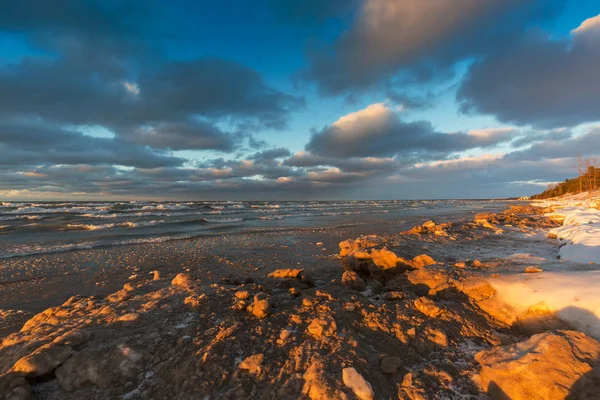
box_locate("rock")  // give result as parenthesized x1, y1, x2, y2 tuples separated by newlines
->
(302, 361, 348, 400)
(422, 220, 436, 230)
(251, 294, 271, 318)
(384, 291, 404, 301)
(235, 290, 250, 300)
(53, 329, 90, 347)
(379, 356, 402, 374)
(0, 372, 31, 400)
(339, 237, 380, 257)
(171, 273, 194, 287)
(341, 270, 366, 291)
(414, 297, 442, 318)
(476, 330, 600, 400)
(422, 327, 448, 348)
(472, 259, 482, 268)
(342, 367, 374, 400)
(459, 278, 496, 301)
(118, 313, 139, 322)
(410, 254, 436, 269)
(299, 271, 315, 287)
(289, 287, 301, 297)
(279, 329, 292, 341)
(184, 294, 206, 308)
(454, 261, 466, 268)
(12, 343, 73, 377)
(307, 317, 337, 339)
(152, 270, 161, 280)
(56, 344, 143, 391)
(239, 354, 263, 373)
(400, 372, 427, 400)
(524, 266, 543, 273)
(346, 247, 405, 274)
(269, 269, 304, 279)
(406, 267, 452, 296)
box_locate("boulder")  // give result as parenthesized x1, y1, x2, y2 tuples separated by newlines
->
(171, 273, 194, 288)
(55, 344, 144, 391)
(0, 372, 30, 400)
(406, 267, 453, 296)
(302, 361, 348, 400)
(476, 330, 600, 400)
(12, 343, 73, 377)
(341, 270, 366, 291)
(307, 317, 337, 339)
(251, 294, 271, 319)
(379, 356, 402, 374)
(410, 254, 436, 269)
(239, 354, 263, 373)
(235, 290, 250, 300)
(342, 367, 374, 400)
(414, 297, 442, 318)
(268, 269, 304, 279)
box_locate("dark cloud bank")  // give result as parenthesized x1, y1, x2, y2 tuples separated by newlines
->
(1, 0, 600, 199)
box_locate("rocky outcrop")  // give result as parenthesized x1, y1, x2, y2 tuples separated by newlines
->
(341, 270, 366, 291)
(476, 330, 600, 400)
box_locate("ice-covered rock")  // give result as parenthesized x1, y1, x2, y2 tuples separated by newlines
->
(476, 330, 600, 400)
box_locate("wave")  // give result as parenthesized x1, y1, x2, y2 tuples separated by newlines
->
(0, 215, 44, 221)
(202, 217, 244, 223)
(65, 220, 168, 231)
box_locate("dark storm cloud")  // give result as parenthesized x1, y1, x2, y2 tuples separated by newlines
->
(0, 56, 302, 133)
(0, 1, 302, 158)
(302, 0, 566, 95)
(505, 127, 600, 161)
(458, 17, 600, 128)
(0, 122, 183, 168)
(247, 148, 292, 162)
(283, 152, 398, 174)
(511, 129, 573, 148)
(125, 121, 235, 152)
(305, 104, 517, 158)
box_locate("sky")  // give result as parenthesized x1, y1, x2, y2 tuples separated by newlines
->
(1, 0, 600, 200)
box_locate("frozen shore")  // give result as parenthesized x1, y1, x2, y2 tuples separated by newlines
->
(490, 191, 600, 340)
(1, 201, 599, 399)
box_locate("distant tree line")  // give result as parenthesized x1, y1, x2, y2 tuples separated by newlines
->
(532, 156, 599, 199)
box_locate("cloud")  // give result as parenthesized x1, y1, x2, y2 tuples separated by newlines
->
(0, 1, 303, 155)
(506, 126, 600, 161)
(247, 148, 292, 162)
(302, 0, 566, 94)
(305, 103, 517, 158)
(0, 122, 183, 168)
(458, 13, 600, 128)
(125, 121, 235, 152)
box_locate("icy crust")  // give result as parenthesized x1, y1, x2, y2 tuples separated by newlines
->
(534, 191, 600, 264)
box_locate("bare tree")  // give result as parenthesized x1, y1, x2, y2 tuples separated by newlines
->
(592, 157, 599, 191)
(584, 158, 592, 192)
(577, 155, 584, 193)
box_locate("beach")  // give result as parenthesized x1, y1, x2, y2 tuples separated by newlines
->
(1, 197, 600, 399)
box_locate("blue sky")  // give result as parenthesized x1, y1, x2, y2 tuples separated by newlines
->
(1, 0, 600, 200)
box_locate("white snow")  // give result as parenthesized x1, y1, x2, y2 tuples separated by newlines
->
(490, 191, 600, 339)
(535, 191, 600, 264)
(492, 271, 600, 339)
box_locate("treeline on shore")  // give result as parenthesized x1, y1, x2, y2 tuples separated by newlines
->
(533, 158, 599, 199)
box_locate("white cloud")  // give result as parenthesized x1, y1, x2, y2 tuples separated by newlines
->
(123, 81, 140, 96)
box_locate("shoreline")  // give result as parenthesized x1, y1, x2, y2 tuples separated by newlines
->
(1, 199, 599, 399)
